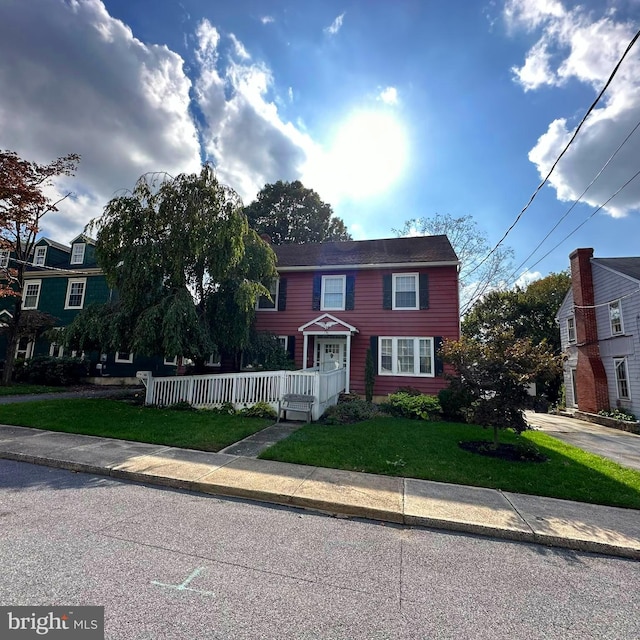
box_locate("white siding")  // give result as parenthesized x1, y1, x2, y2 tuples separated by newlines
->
(556, 289, 578, 407)
(592, 263, 640, 416)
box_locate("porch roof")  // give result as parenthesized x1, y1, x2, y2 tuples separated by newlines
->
(298, 313, 358, 335)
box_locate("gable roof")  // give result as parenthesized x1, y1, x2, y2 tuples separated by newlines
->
(592, 257, 640, 283)
(272, 235, 458, 270)
(35, 237, 70, 253)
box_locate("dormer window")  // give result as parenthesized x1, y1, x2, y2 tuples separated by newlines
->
(33, 246, 47, 266)
(71, 243, 85, 265)
(0, 250, 9, 268)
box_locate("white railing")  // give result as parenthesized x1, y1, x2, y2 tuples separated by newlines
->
(138, 367, 347, 421)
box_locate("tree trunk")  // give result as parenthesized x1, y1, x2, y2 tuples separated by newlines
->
(1, 302, 21, 386)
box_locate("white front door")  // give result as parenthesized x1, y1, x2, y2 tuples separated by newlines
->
(316, 339, 346, 372)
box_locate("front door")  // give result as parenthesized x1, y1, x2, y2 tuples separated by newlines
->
(316, 339, 346, 372)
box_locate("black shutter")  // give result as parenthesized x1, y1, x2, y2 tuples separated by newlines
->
(434, 336, 444, 376)
(370, 336, 379, 374)
(346, 275, 355, 310)
(277, 278, 287, 311)
(287, 335, 296, 362)
(419, 273, 429, 310)
(312, 275, 321, 310)
(382, 274, 392, 309)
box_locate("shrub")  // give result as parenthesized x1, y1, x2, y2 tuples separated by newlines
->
(321, 399, 382, 425)
(167, 401, 195, 411)
(14, 355, 89, 386)
(383, 392, 441, 421)
(239, 402, 277, 419)
(393, 386, 422, 396)
(598, 408, 637, 422)
(438, 379, 474, 422)
(210, 402, 236, 415)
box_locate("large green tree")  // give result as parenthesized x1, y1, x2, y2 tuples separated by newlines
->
(64, 166, 277, 366)
(244, 180, 351, 244)
(394, 214, 514, 315)
(0, 149, 80, 384)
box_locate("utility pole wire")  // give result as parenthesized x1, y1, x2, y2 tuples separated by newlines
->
(466, 26, 640, 280)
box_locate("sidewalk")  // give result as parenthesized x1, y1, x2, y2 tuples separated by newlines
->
(1, 423, 639, 560)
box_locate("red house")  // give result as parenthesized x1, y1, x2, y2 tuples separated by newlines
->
(254, 235, 460, 399)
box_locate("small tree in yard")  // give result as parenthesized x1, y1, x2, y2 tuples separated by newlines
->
(0, 150, 80, 384)
(364, 347, 375, 402)
(440, 328, 560, 447)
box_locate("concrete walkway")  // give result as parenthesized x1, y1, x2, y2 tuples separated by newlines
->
(1, 423, 639, 560)
(526, 410, 640, 472)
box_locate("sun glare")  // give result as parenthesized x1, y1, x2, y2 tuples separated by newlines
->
(304, 110, 408, 203)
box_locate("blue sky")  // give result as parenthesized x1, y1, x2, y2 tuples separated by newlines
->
(1, 0, 639, 287)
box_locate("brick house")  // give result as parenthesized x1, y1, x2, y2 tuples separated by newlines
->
(556, 248, 640, 417)
(254, 235, 460, 398)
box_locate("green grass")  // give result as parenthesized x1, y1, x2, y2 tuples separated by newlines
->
(259, 417, 640, 510)
(0, 383, 67, 396)
(0, 399, 272, 451)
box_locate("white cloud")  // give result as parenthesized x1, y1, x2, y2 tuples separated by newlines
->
(261, 16, 274, 25)
(378, 87, 399, 105)
(514, 270, 542, 288)
(0, 0, 201, 240)
(229, 33, 251, 60)
(505, 0, 640, 218)
(324, 12, 345, 36)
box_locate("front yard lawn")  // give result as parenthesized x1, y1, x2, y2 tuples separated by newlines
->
(0, 399, 272, 452)
(0, 383, 68, 396)
(259, 417, 640, 510)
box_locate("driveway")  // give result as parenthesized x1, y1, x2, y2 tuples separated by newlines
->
(526, 410, 640, 471)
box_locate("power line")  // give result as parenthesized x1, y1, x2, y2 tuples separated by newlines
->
(507, 118, 640, 286)
(466, 25, 640, 280)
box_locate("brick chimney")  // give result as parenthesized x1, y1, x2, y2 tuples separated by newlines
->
(569, 248, 609, 413)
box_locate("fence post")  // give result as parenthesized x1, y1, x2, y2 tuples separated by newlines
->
(146, 375, 154, 405)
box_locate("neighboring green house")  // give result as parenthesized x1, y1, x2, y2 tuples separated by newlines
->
(0, 235, 176, 381)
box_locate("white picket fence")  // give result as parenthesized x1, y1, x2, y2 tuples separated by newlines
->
(137, 368, 347, 421)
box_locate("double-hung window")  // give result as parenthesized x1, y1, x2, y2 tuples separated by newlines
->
(257, 279, 278, 310)
(0, 250, 9, 268)
(65, 278, 86, 309)
(115, 351, 133, 364)
(609, 300, 623, 335)
(22, 280, 41, 309)
(33, 246, 47, 266)
(566, 317, 576, 344)
(393, 273, 418, 310)
(321, 275, 346, 311)
(379, 337, 434, 376)
(614, 358, 630, 400)
(70, 243, 85, 265)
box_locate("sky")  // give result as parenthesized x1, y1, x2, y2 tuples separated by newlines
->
(1, 0, 640, 288)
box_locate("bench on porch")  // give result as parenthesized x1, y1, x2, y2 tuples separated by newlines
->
(277, 393, 315, 423)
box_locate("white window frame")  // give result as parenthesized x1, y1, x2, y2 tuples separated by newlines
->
(115, 351, 134, 364)
(15, 337, 34, 360)
(392, 272, 419, 310)
(566, 316, 576, 344)
(164, 356, 177, 366)
(64, 277, 87, 310)
(70, 243, 85, 265)
(205, 353, 221, 367)
(613, 357, 630, 400)
(33, 246, 47, 266)
(321, 275, 346, 311)
(0, 249, 9, 268)
(257, 278, 279, 311)
(22, 280, 42, 309)
(609, 300, 623, 336)
(49, 343, 64, 358)
(378, 336, 434, 377)
(278, 336, 288, 352)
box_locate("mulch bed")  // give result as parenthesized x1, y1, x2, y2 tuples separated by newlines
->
(459, 440, 548, 463)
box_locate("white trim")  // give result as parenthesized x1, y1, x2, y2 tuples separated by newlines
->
(0, 249, 9, 268)
(321, 274, 346, 311)
(278, 336, 288, 352)
(566, 316, 576, 344)
(298, 313, 357, 333)
(164, 356, 177, 366)
(115, 351, 134, 363)
(277, 260, 459, 272)
(392, 272, 419, 310)
(22, 279, 42, 309)
(378, 336, 435, 377)
(33, 245, 47, 266)
(70, 243, 85, 265)
(64, 277, 87, 309)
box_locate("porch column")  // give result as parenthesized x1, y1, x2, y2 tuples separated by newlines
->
(302, 334, 308, 371)
(345, 333, 351, 393)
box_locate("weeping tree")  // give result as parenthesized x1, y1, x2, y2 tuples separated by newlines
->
(64, 165, 277, 366)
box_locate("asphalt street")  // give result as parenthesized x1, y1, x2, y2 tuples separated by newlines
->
(1, 459, 639, 640)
